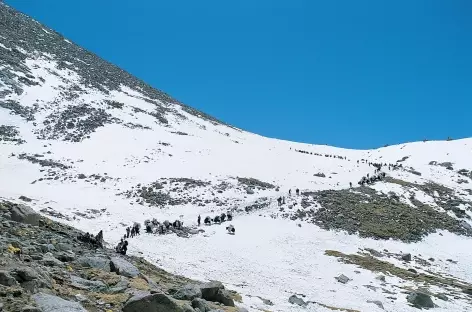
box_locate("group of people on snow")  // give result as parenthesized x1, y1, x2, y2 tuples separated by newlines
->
(358, 172, 387, 186)
(125, 223, 141, 239)
(143, 218, 184, 235)
(200, 212, 233, 226)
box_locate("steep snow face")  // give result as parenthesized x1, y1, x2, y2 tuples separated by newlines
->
(2, 3, 472, 312)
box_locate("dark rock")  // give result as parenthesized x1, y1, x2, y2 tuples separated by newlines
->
(55, 251, 75, 262)
(110, 257, 140, 278)
(33, 293, 87, 312)
(436, 293, 448, 301)
(367, 300, 384, 310)
(365, 248, 383, 257)
(213, 289, 235, 306)
(70, 275, 106, 291)
(0, 270, 19, 286)
(288, 294, 307, 307)
(173, 284, 202, 300)
(335, 274, 350, 284)
(402, 253, 412, 262)
(11, 267, 39, 282)
(9, 203, 40, 226)
(55, 243, 73, 252)
(41, 253, 64, 267)
(191, 298, 212, 312)
(19, 196, 32, 202)
(200, 281, 224, 302)
(407, 292, 435, 309)
(123, 293, 185, 312)
(76, 256, 110, 271)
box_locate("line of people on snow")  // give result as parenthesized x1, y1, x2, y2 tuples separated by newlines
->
(200, 212, 233, 226)
(357, 160, 403, 171)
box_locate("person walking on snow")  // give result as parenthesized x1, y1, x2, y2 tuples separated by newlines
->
(197, 215, 201, 226)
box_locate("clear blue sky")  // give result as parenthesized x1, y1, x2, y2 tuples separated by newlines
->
(6, 0, 472, 149)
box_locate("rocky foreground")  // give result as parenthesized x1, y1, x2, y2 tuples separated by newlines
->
(0, 200, 244, 312)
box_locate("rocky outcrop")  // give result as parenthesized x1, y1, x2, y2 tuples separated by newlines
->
(6, 203, 40, 226)
(76, 256, 110, 271)
(173, 283, 202, 300)
(288, 294, 307, 307)
(0, 200, 243, 311)
(110, 256, 140, 278)
(407, 291, 435, 309)
(32, 293, 87, 312)
(123, 293, 185, 312)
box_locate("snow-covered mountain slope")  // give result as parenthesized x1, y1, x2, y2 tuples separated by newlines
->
(1, 3, 472, 312)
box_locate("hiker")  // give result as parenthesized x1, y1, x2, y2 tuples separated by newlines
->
(289, 189, 292, 196)
(197, 215, 201, 226)
(282, 196, 286, 205)
(120, 241, 128, 255)
(173, 220, 182, 229)
(126, 227, 130, 238)
(146, 224, 152, 233)
(349, 182, 352, 188)
(227, 213, 233, 221)
(204, 216, 211, 225)
(130, 226, 135, 238)
(214, 215, 221, 224)
(115, 238, 124, 253)
(277, 197, 282, 206)
(221, 213, 226, 222)
(226, 224, 235, 234)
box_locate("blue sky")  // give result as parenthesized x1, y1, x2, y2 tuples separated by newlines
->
(6, 0, 472, 149)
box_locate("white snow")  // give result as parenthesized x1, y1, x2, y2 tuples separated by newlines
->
(1, 54, 472, 312)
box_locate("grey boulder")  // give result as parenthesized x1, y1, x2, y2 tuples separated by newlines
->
(110, 257, 140, 278)
(335, 274, 351, 284)
(200, 281, 224, 301)
(41, 253, 64, 267)
(173, 283, 202, 300)
(123, 293, 185, 312)
(70, 275, 106, 291)
(9, 204, 41, 226)
(33, 293, 87, 312)
(199, 281, 234, 306)
(407, 292, 435, 309)
(367, 300, 384, 310)
(0, 270, 19, 286)
(76, 256, 110, 271)
(402, 253, 412, 262)
(191, 298, 212, 312)
(288, 294, 307, 307)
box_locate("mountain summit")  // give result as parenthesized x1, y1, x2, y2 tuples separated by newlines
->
(1, 3, 472, 312)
